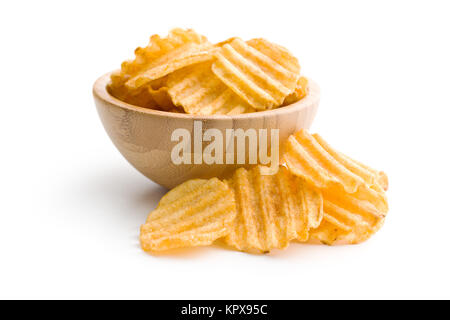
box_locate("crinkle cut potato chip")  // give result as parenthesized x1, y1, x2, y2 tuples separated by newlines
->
(282, 77, 308, 106)
(123, 29, 213, 90)
(282, 129, 389, 245)
(283, 129, 389, 193)
(148, 86, 175, 111)
(109, 28, 212, 97)
(343, 155, 389, 191)
(167, 62, 256, 115)
(108, 30, 310, 113)
(107, 81, 175, 111)
(140, 178, 236, 252)
(310, 185, 387, 245)
(212, 38, 301, 110)
(108, 83, 161, 109)
(224, 166, 323, 253)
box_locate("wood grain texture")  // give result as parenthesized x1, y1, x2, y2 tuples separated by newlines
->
(93, 72, 320, 189)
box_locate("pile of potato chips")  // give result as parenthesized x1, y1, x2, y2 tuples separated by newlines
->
(109, 28, 308, 115)
(112, 29, 390, 254)
(140, 129, 389, 254)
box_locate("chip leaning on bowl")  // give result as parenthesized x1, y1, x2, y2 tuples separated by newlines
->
(108, 28, 309, 115)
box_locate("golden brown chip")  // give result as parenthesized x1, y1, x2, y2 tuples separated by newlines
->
(283, 129, 388, 193)
(341, 155, 389, 191)
(148, 87, 175, 111)
(108, 84, 160, 109)
(109, 29, 213, 110)
(109, 28, 212, 94)
(224, 166, 323, 253)
(310, 184, 387, 245)
(282, 76, 308, 106)
(140, 178, 236, 252)
(124, 29, 213, 90)
(167, 62, 256, 115)
(214, 37, 240, 48)
(212, 38, 300, 110)
(107, 82, 175, 111)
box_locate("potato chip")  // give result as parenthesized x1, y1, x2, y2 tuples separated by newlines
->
(167, 62, 256, 115)
(129, 29, 211, 86)
(378, 171, 389, 191)
(140, 178, 236, 252)
(108, 83, 160, 109)
(283, 129, 388, 193)
(214, 37, 240, 48)
(107, 81, 176, 111)
(148, 86, 175, 111)
(224, 166, 323, 253)
(282, 77, 308, 106)
(110, 28, 212, 92)
(341, 155, 389, 191)
(212, 38, 300, 110)
(310, 184, 387, 245)
(109, 29, 213, 110)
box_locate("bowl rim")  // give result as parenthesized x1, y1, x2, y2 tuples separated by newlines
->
(93, 72, 320, 120)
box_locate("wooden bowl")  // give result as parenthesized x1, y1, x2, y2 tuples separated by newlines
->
(93, 72, 320, 189)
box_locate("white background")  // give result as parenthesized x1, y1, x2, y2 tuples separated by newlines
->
(1, 0, 449, 300)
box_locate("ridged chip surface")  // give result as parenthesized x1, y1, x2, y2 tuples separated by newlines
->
(282, 77, 308, 106)
(310, 185, 388, 245)
(224, 166, 323, 253)
(109, 28, 212, 96)
(167, 62, 256, 115)
(283, 130, 388, 193)
(125, 32, 213, 89)
(140, 178, 236, 252)
(212, 38, 300, 110)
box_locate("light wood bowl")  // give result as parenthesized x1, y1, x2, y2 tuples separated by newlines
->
(93, 72, 320, 189)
